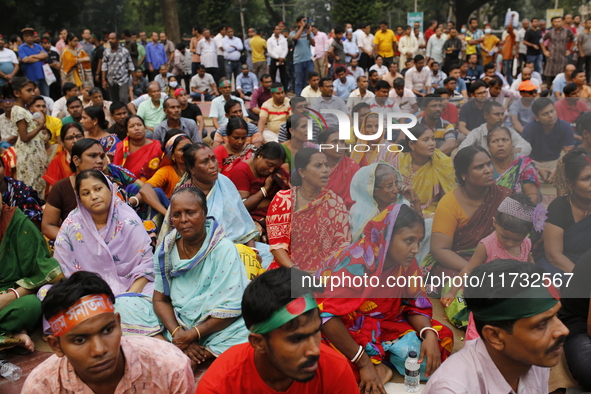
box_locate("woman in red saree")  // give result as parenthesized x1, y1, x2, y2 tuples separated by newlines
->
(317, 204, 453, 392)
(213, 118, 256, 176)
(43, 124, 84, 190)
(113, 115, 163, 181)
(317, 129, 360, 210)
(267, 148, 351, 272)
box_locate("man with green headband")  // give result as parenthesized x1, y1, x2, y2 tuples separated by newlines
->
(197, 267, 357, 393)
(257, 82, 291, 142)
(424, 259, 568, 393)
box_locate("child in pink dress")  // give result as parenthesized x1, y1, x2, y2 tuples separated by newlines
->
(440, 193, 548, 340)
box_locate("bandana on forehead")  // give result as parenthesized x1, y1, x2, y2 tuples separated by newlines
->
(48, 294, 115, 337)
(219, 80, 232, 88)
(455, 286, 559, 322)
(164, 133, 186, 157)
(250, 295, 318, 334)
(270, 86, 284, 93)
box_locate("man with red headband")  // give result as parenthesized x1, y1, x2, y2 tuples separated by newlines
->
(196, 267, 357, 393)
(424, 260, 568, 393)
(23, 271, 195, 393)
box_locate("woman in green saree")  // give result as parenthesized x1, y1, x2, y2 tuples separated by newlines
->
(0, 204, 62, 351)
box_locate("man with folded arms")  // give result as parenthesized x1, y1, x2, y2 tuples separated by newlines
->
(22, 271, 195, 393)
(197, 267, 357, 393)
(424, 260, 569, 393)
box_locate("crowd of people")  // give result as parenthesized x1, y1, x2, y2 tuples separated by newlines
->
(2, 12, 591, 394)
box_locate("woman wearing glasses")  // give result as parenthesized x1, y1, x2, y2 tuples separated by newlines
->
(42, 124, 84, 192)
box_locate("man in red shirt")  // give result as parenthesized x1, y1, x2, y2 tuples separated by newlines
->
(196, 267, 358, 393)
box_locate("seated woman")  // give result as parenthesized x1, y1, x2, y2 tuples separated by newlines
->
(113, 115, 162, 180)
(81, 105, 120, 160)
(0, 158, 44, 225)
(165, 75, 179, 97)
(559, 248, 591, 391)
(281, 114, 317, 173)
(538, 148, 591, 274)
(138, 130, 192, 216)
(317, 129, 360, 210)
(0, 202, 62, 352)
(393, 124, 456, 216)
(425, 146, 511, 323)
(158, 143, 273, 266)
(52, 169, 159, 336)
(213, 118, 256, 175)
(42, 123, 84, 190)
(350, 112, 401, 167)
(487, 126, 540, 204)
(153, 187, 249, 367)
(267, 148, 350, 271)
(228, 142, 288, 235)
(319, 204, 453, 390)
(42, 138, 140, 240)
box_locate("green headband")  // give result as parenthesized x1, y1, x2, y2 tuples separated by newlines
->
(219, 80, 231, 88)
(270, 86, 284, 93)
(455, 286, 558, 322)
(250, 295, 318, 334)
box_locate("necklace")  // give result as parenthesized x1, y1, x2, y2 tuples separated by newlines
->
(461, 186, 484, 208)
(569, 196, 591, 216)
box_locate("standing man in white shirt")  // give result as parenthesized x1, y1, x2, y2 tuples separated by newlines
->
(343, 31, 359, 64)
(213, 25, 227, 82)
(311, 26, 328, 78)
(516, 19, 530, 74)
(0, 35, 19, 87)
(197, 29, 218, 81)
(222, 27, 243, 82)
(267, 26, 288, 87)
(358, 24, 375, 71)
(426, 25, 446, 64)
(404, 54, 432, 96)
(398, 25, 419, 70)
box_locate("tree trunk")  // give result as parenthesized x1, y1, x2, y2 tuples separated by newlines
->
(262, 0, 282, 25)
(160, 0, 181, 44)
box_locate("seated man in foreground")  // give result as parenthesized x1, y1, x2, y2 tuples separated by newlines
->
(22, 271, 195, 393)
(424, 259, 568, 393)
(196, 267, 358, 393)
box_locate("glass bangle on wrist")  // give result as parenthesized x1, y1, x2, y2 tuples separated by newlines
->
(419, 327, 439, 340)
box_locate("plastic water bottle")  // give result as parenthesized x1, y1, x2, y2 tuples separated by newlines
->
(404, 351, 420, 392)
(0, 360, 22, 381)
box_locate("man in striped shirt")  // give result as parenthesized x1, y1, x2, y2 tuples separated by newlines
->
(258, 83, 291, 142)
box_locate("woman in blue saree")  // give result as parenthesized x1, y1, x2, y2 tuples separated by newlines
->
(153, 187, 249, 368)
(157, 143, 272, 267)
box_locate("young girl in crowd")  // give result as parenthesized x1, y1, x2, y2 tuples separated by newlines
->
(3, 77, 48, 197)
(440, 193, 547, 339)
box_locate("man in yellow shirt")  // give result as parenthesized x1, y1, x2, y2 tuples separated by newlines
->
(249, 29, 268, 80)
(373, 21, 397, 67)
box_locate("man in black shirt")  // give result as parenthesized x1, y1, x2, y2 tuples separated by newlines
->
(40, 36, 61, 100)
(107, 101, 129, 140)
(91, 34, 108, 99)
(443, 28, 463, 74)
(523, 18, 544, 75)
(174, 88, 205, 138)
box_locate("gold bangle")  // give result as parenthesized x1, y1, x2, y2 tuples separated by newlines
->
(194, 326, 201, 340)
(171, 326, 181, 338)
